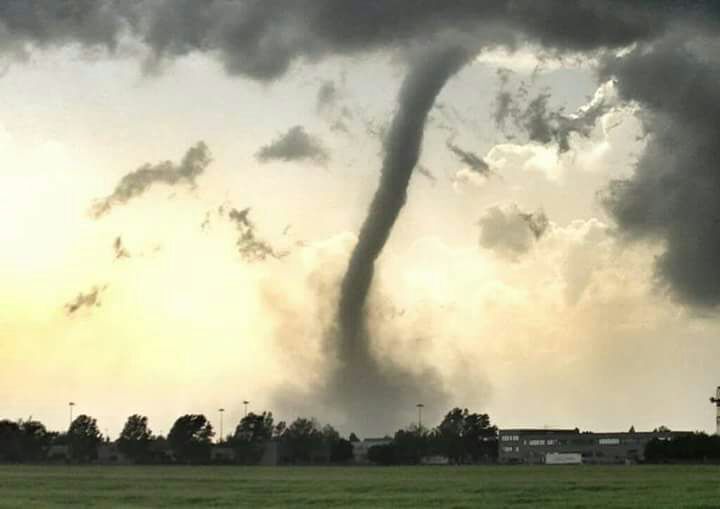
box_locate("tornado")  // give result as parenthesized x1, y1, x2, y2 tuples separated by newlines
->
(329, 46, 470, 430)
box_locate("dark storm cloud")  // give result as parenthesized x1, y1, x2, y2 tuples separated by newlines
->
(130, 1, 711, 81)
(65, 285, 107, 315)
(256, 126, 329, 165)
(478, 204, 548, 259)
(0, 0, 132, 58)
(5, 1, 718, 78)
(599, 38, 720, 308)
(446, 141, 491, 176)
(90, 142, 211, 218)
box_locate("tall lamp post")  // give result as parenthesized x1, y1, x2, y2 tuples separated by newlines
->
(68, 402, 75, 429)
(416, 403, 424, 430)
(218, 408, 225, 444)
(243, 400, 249, 417)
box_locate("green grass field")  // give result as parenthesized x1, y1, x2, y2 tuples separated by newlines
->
(1, 465, 719, 508)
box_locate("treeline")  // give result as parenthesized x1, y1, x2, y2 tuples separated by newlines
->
(645, 433, 720, 463)
(0, 407, 498, 465)
(368, 408, 497, 465)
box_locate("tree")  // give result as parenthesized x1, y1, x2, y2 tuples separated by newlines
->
(645, 433, 720, 463)
(437, 408, 466, 464)
(231, 411, 274, 464)
(118, 415, 153, 464)
(68, 415, 102, 463)
(330, 438, 354, 463)
(348, 432, 360, 443)
(280, 418, 323, 464)
(393, 424, 431, 464)
(319, 424, 352, 464)
(168, 414, 214, 464)
(437, 408, 498, 464)
(368, 443, 395, 465)
(273, 421, 286, 438)
(19, 420, 51, 462)
(0, 420, 22, 462)
(463, 411, 498, 462)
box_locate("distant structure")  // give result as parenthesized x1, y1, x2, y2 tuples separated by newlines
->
(497, 428, 685, 464)
(352, 438, 392, 464)
(710, 386, 720, 435)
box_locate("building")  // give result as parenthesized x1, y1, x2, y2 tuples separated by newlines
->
(96, 443, 130, 464)
(352, 438, 392, 464)
(498, 428, 684, 464)
(210, 445, 236, 463)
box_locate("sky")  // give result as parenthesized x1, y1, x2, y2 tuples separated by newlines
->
(2, 1, 720, 439)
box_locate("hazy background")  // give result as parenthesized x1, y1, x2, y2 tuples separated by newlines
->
(2, 39, 718, 437)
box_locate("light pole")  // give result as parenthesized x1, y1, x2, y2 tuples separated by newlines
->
(68, 402, 75, 429)
(218, 408, 225, 443)
(243, 400, 249, 417)
(416, 403, 424, 430)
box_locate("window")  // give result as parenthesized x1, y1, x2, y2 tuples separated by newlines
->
(502, 446, 514, 453)
(598, 438, 620, 445)
(528, 439, 545, 446)
(546, 439, 557, 446)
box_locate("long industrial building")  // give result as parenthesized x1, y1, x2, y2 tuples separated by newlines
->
(498, 429, 684, 464)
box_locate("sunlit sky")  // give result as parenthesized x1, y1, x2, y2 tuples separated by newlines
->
(2, 31, 719, 438)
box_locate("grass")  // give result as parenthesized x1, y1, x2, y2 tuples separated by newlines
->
(1, 465, 719, 508)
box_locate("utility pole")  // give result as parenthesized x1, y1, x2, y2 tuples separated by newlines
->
(416, 403, 424, 430)
(710, 386, 720, 435)
(68, 402, 75, 429)
(218, 408, 225, 444)
(243, 400, 249, 418)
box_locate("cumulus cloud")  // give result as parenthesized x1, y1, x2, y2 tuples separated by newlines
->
(478, 204, 548, 259)
(256, 126, 329, 165)
(90, 141, 211, 218)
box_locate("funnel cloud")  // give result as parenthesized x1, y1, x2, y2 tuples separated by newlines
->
(327, 46, 470, 432)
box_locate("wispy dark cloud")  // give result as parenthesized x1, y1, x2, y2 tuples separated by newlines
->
(113, 236, 130, 260)
(256, 126, 329, 165)
(65, 285, 107, 315)
(316, 80, 338, 113)
(90, 142, 211, 218)
(446, 140, 491, 176)
(415, 164, 437, 184)
(493, 80, 615, 153)
(227, 207, 285, 262)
